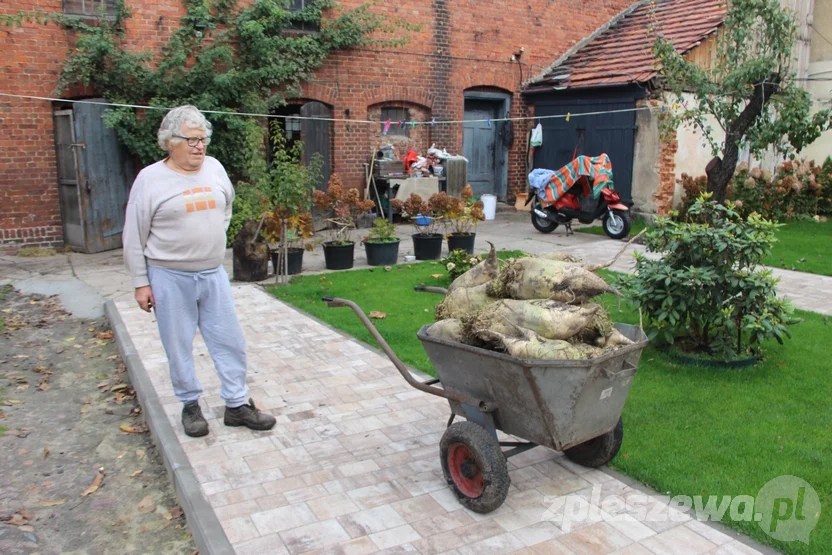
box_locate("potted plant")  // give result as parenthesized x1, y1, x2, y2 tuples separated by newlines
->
(363, 218, 400, 266)
(263, 211, 314, 277)
(257, 124, 322, 284)
(444, 184, 485, 255)
(314, 174, 376, 270)
(393, 193, 446, 260)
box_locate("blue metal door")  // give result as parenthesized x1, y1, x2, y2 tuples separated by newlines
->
(463, 100, 500, 197)
(64, 100, 135, 253)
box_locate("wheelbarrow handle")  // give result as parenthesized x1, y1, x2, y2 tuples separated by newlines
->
(320, 296, 474, 405)
(414, 286, 448, 295)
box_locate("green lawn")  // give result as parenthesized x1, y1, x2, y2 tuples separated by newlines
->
(765, 219, 832, 276)
(270, 263, 830, 554)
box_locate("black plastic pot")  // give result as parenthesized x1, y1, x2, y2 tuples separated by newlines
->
(323, 241, 355, 270)
(447, 232, 476, 255)
(271, 247, 304, 276)
(364, 240, 400, 266)
(412, 233, 443, 260)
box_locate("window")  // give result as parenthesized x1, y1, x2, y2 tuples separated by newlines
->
(63, 0, 116, 18)
(287, 0, 320, 33)
(381, 107, 410, 137)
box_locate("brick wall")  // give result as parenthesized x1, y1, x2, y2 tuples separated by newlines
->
(0, 0, 633, 250)
(653, 133, 679, 216)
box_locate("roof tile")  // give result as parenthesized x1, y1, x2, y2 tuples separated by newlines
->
(526, 0, 726, 91)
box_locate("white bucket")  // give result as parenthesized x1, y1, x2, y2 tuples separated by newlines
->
(481, 194, 497, 220)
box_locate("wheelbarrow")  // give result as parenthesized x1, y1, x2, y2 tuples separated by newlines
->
(322, 296, 648, 513)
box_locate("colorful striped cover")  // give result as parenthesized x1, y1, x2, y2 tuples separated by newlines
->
(539, 154, 615, 205)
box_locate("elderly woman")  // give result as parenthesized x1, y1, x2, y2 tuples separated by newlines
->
(122, 105, 275, 437)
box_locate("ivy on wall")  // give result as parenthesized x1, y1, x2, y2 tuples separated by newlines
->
(4, 0, 414, 183)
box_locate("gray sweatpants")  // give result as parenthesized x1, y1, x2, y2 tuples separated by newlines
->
(148, 265, 248, 407)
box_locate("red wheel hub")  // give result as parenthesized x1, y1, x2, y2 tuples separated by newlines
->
(447, 443, 484, 498)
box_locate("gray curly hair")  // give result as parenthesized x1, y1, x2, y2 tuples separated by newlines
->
(157, 105, 213, 152)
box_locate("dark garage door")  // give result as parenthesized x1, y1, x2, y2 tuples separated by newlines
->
(530, 89, 639, 204)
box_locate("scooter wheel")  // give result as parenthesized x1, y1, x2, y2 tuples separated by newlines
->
(531, 210, 559, 234)
(603, 210, 631, 239)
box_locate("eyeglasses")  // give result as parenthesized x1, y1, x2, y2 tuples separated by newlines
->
(174, 134, 211, 147)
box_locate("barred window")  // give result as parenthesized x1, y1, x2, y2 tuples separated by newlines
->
(287, 0, 320, 33)
(381, 107, 410, 137)
(63, 0, 117, 18)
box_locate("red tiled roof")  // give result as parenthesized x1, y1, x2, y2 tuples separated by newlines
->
(526, 0, 726, 91)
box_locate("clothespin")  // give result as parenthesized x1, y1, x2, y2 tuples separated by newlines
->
(661, 105, 666, 113)
(398, 120, 405, 129)
(487, 117, 492, 128)
(383, 119, 391, 135)
(411, 120, 416, 129)
(672, 101, 680, 111)
(566, 112, 571, 122)
(431, 117, 436, 126)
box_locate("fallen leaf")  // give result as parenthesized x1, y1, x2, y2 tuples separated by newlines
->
(88, 327, 96, 332)
(80, 471, 105, 496)
(18, 525, 35, 532)
(37, 382, 50, 392)
(111, 384, 128, 392)
(39, 498, 67, 507)
(6, 429, 31, 438)
(138, 495, 156, 514)
(369, 311, 386, 319)
(95, 331, 114, 340)
(120, 424, 148, 434)
(97, 381, 109, 389)
(5, 513, 26, 526)
(169, 506, 183, 519)
(16, 384, 29, 391)
(4, 400, 25, 406)
(431, 273, 444, 278)
(104, 408, 115, 415)
(83, 396, 92, 404)
(80, 406, 90, 414)
(130, 470, 143, 478)
(42, 481, 53, 488)
(136, 449, 145, 460)
(19, 509, 32, 520)
(12, 355, 29, 359)
(164, 511, 173, 521)
(34, 365, 52, 374)
(384, 266, 392, 271)
(64, 337, 76, 342)
(42, 447, 49, 460)
(1, 308, 12, 313)
(117, 450, 127, 459)
(106, 355, 119, 360)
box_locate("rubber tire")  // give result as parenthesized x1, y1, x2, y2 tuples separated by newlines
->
(440, 422, 510, 513)
(531, 210, 559, 234)
(563, 418, 624, 468)
(603, 210, 631, 240)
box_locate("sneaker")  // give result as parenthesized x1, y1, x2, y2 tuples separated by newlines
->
(224, 399, 276, 431)
(182, 401, 209, 437)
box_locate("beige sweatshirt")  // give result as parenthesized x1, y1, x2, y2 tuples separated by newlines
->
(122, 156, 235, 288)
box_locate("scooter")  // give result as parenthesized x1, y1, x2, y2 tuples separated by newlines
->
(525, 177, 631, 239)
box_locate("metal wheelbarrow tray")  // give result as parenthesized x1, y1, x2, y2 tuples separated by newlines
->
(323, 296, 648, 513)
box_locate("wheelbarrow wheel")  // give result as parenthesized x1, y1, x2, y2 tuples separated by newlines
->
(563, 418, 624, 468)
(440, 422, 510, 514)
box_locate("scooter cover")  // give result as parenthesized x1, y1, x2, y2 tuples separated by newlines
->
(528, 154, 615, 205)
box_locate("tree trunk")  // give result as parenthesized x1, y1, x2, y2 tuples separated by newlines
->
(705, 76, 781, 204)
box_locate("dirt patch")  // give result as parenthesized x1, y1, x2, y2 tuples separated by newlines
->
(0, 286, 196, 554)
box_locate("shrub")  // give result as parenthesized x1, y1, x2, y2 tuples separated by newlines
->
(227, 182, 266, 247)
(816, 157, 832, 215)
(618, 195, 797, 359)
(441, 249, 483, 281)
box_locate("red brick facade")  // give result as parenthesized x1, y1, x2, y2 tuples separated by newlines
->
(1, 0, 633, 250)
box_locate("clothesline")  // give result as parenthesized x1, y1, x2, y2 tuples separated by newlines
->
(0, 92, 662, 127)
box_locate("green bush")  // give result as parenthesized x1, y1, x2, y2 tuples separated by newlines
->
(678, 159, 827, 222)
(441, 250, 483, 281)
(618, 195, 797, 358)
(227, 182, 265, 248)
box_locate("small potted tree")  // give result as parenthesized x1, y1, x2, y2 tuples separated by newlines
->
(314, 174, 376, 270)
(444, 184, 485, 255)
(257, 124, 322, 284)
(362, 218, 400, 266)
(263, 211, 314, 278)
(393, 193, 445, 260)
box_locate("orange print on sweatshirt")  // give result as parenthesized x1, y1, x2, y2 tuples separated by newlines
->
(182, 187, 217, 213)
